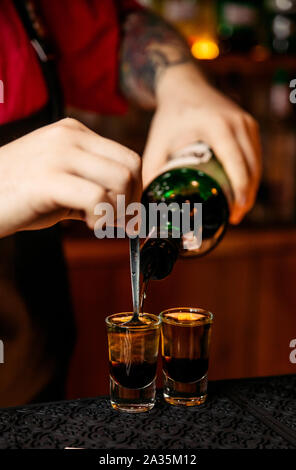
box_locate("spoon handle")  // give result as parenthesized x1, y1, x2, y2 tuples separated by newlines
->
(129, 235, 140, 318)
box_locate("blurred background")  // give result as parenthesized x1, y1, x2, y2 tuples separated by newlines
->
(64, 0, 296, 398)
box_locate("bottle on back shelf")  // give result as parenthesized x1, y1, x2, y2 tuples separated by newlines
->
(264, 0, 296, 54)
(261, 68, 296, 224)
(140, 142, 232, 281)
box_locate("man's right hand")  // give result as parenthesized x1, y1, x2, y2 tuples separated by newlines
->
(0, 118, 142, 238)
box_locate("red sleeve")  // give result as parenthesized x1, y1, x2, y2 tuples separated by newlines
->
(38, 0, 143, 115)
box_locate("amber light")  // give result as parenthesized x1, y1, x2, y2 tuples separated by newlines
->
(191, 38, 219, 60)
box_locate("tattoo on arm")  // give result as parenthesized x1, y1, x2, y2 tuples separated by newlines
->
(120, 10, 192, 108)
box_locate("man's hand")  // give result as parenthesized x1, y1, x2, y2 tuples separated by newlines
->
(0, 118, 142, 238)
(143, 63, 262, 224)
(120, 11, 262, 224)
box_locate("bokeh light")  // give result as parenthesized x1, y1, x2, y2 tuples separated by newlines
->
(191, 38, 219, 60)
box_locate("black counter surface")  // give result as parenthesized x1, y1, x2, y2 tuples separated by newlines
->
(0, 375, 295, 449)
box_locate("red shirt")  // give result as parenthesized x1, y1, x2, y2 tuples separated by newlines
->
(0, 0, 141, 125)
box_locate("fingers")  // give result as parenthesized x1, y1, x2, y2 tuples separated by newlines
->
(46, 117, 142, 207)
(143, 109, 262, 226)
(231, 117, 262, 216)
(207, 121, 250, 223)
(63, 148, 135, 204)
(44, 173, 113, 229)
(60, 118, 142, 204)
(60, 119, 141, 180)
(22, 208, 83, 231)
(0, 117, 143, 236)
(244, 116, 262, 183)
(48, 119, 143, 229)
(142, 122, 168, 188)
(50, 117, 261, 227)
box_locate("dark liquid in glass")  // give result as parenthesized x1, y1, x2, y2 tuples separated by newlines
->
(162, 357, 208, 383)
(161, 312, 211, 383)
(110, 360, 157, 389)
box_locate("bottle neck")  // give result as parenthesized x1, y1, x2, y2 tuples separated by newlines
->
(140, 236, 181, 281)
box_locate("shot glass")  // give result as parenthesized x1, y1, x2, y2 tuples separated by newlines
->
(106, 312, 161, 413)
(160, 307, 213, 406)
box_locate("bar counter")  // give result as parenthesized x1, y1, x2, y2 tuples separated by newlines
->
(1, 375, 295, 449)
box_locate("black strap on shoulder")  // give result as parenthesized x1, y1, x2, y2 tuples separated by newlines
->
(12, 0, 64, 122)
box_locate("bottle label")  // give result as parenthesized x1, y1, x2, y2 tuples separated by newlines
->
(164, 141, 233, 206)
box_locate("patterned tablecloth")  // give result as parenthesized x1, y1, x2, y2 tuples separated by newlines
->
(0, 375, 295, 449)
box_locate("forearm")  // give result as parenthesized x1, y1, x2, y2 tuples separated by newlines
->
(120, 10, 207, 108)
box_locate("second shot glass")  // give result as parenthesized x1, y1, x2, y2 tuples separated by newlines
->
(160, 307, 213, 406)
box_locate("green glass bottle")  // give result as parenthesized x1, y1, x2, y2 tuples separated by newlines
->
(140, 142, 232, 281)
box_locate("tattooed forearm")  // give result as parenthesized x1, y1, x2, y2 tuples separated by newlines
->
(120, 10, 192, 108)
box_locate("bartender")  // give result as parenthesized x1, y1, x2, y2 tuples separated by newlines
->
(0, 0, 261, 407)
